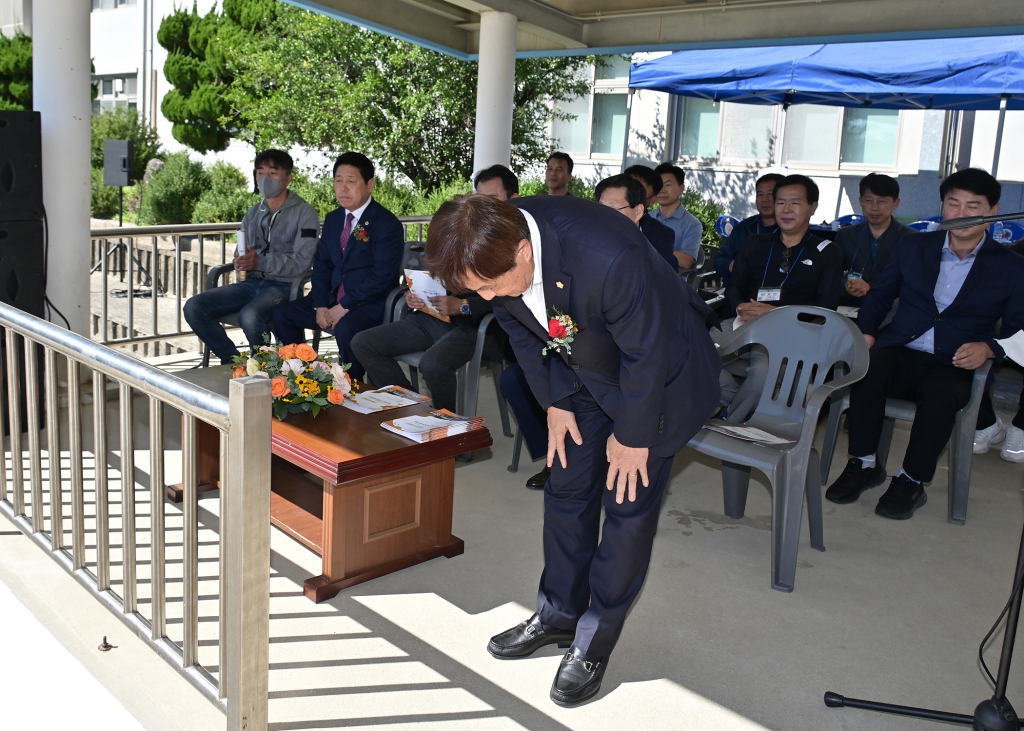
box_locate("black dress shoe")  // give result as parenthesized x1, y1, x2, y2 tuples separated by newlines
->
(525, 466, 550, 490)
(875, 474, 927, 520)
(825, 458, 887, 504)
(550, 646, 607, 707)
(487, 614, 575, 659)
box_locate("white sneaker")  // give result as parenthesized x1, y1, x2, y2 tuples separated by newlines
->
(1002, 425, 1024, 463)
(974, 417, 1006, 454)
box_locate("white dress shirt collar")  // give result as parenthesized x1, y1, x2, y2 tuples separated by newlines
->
(519, 209, 548, 331)
(345, 196, 373, 226)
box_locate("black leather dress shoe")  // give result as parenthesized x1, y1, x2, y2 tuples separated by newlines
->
(550, 645, 607, 707)
(487, 614, 575, 659)
(875, 474, 927, 520)
(525, 466, 550, 490)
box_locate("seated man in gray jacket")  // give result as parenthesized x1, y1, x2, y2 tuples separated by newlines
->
(184, 149, 320, 363)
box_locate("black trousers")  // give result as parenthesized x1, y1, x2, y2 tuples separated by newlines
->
(272, 294, 382, 380)
(500, 362, 548, 462)
(847, 346, 976, 482)
(977, 361, 1024, 431)
(536, 387, 673, 658)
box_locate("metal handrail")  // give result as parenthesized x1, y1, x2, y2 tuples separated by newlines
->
(0, 300, 272, 730)
(89, 216, 432, 353)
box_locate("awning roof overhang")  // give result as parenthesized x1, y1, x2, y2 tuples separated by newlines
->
(285, 0, 1024, 59)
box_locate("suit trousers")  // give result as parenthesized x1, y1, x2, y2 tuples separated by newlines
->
(847, 346, 976, 482)
(272, 294, 382, 380)
(537, 386, 673, 659)
(501, 362, 548, 462)
(350, 312, 472, 412)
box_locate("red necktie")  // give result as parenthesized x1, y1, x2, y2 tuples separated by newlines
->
(336, 212, 354, 304)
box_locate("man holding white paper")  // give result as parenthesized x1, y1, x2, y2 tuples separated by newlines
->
(183, 149, 320, 363)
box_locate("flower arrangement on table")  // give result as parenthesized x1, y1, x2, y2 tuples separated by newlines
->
(231, 342, 353, 421)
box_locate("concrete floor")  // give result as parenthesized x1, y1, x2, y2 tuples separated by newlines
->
(2, 363, 1024, 731)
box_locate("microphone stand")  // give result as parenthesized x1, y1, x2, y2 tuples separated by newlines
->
(940, 212, 1024, 230)
(825, 524, 1024, 730)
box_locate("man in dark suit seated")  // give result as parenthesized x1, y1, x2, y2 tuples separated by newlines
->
(273, 152, 405, 379)
(349, 165, 518, 409)
(714, 172, 785, 283)
(425, 194, 721, 706)
(719, 174, 843, 422)
(502, 174, 678, 491)
(835, 173, 913, 307)
(826, 168, 1024, 520)
(624, 164, 680, 271)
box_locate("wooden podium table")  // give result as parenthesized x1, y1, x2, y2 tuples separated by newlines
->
(170, 367, 492, 602)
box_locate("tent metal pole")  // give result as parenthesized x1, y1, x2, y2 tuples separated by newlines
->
(992, 97, 1007, 179)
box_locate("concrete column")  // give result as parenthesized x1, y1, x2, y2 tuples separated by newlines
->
(33, 0, 91, 335)
(472, 11, 517, 175)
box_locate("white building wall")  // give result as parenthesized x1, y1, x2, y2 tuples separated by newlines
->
(0, 0, 30, 37)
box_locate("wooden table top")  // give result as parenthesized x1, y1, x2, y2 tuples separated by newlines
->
(173, 365, 493, 484)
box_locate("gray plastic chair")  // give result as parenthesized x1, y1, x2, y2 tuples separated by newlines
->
(200, 264, 311, 367)
(687, 306, 869, 592)
(819, 359, 993, 525)
(399, 312, 513, 437)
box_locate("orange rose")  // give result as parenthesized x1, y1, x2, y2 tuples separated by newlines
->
(295, 343, 318, 362)
(277, 344, 297, 360)
(327, 388, 345, 405)
(271, 376, 290, 398)
(232, 367, 246, 379)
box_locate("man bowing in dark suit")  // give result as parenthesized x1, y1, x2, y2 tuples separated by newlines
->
(273, 152, 405, 379)
(426, 194, 721, 706)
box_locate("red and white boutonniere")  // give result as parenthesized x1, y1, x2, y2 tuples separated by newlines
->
(353, 222, 370, 242)
(543, 307, 577, 355)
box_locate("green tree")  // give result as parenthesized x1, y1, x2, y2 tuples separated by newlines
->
(139, 152, 210, 224)
(0, 32, 31, 110)
(90, 107, 162, 182)
(158, 0, 592, 192)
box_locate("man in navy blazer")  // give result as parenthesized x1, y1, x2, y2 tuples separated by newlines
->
(826, 168, 1024, 520)
(425, 194, 721, 706)
(273, 152, 405, 379)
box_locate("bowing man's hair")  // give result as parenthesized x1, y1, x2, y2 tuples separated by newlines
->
(333, 151, 375, 183)
(425, 195, 530, 293)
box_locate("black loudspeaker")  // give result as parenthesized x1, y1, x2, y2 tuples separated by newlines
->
(104, 139, 134, 187)
(0, 110, 43, 222)
(0, 220, 44, 318)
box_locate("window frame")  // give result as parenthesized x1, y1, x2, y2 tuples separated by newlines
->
(547, 58, 632, 164)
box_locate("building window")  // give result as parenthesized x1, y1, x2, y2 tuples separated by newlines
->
(590, 93, 628, 155)
(782, 105, 842, 167)
(840, 108, 900, 166)
(92, 0, 137, 9)
(92, 74, 138, 114)
(680, 99, 720, 159)
(719, 104, 774, 164)
(551, 94, 591, 154)
(596, 55, 632, 81)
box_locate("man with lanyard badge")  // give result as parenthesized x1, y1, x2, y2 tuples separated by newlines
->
(716, 174, 843, 423)
(835, 173, 913, 307)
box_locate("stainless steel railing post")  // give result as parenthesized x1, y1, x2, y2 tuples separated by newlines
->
(224, 376, 272, 731)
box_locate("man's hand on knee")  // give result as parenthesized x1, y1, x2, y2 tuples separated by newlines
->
(547, 406, 582, 469)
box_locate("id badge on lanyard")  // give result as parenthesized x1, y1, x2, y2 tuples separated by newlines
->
(757, 287, 782, 302)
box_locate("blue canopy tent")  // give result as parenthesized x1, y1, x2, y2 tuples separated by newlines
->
(628, 35, 1024, 176)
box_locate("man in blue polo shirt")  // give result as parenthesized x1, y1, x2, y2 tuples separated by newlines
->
(715, 173, 785, 282)
(652, 163, 703, 270)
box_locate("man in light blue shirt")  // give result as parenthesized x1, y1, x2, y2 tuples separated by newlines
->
(651, 163, 703, 270)
(825, 167, 1024, 521)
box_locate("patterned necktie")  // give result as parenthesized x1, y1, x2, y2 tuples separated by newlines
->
(336, 212, 354, 304)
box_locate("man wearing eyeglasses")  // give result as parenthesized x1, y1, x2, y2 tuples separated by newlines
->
(717, 174, 843, 423)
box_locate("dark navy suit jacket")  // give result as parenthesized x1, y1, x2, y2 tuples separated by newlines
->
(310, 199, 405, 317)
(492, 196, 722, 457)
(858, 230, 1024, 363)
(639, 213, 678, 271)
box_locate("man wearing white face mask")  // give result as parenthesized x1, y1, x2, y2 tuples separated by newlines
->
(184, 149, 320, 363)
